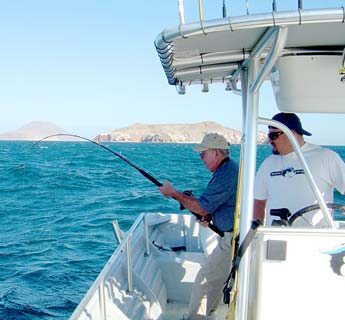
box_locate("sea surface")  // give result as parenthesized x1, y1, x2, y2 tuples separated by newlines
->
(0, 141, 344, 319)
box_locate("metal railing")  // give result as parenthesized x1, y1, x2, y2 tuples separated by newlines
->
(112, 213, 151, 292)
(176, 0, 307, 25)
(70, 213, 151, 319)
(98, 213, 150, 318)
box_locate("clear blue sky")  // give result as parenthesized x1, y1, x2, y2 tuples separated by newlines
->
(0, 0, 344, 145)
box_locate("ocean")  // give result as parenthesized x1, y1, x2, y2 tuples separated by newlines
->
(0, 141, 344, 319)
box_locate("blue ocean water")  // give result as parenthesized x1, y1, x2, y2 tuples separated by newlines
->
(0, 141, 344, 319)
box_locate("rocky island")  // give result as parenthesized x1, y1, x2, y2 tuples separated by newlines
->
(0, 121, 73, 141)
(95, 121, 267, 144)
(0, 121, 266, 144)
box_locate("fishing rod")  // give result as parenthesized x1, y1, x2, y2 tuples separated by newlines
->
(30, 133, 162, 186)
(30, 133, 224, 237)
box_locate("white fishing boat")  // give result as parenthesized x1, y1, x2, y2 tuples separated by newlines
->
(70, 2, 345, 320)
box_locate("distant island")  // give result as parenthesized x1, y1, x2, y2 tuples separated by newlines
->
(0, 121, 78, 141)
(95, 121, 267, 144)
(0, 121, 267, 144)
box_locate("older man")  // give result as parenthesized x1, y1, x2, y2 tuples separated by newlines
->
(159, 132, 238, 319)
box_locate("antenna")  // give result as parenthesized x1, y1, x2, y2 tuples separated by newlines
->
(298, 0, 303, 10)
(177, 0, 185, 24)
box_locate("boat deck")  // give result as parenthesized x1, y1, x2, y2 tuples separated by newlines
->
(165, 301, 228, 319)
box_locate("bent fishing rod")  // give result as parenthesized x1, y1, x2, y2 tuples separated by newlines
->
(30, 133, 224, 237)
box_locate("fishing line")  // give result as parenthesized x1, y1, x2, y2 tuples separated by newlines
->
(30, 133, 163, 187)
(29, 133, 223, 236)
(24, 140, 64, 210)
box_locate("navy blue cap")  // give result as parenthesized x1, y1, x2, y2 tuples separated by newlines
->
(270, 113, 312, 136)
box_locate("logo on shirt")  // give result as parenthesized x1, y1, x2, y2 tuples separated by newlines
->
(270, 167, 304, 177)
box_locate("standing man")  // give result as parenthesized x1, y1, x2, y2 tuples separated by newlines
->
(158, 133, 238, 319)
(254, 112, 345, 226)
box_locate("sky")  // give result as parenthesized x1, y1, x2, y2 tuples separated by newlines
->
(0, 0, 344, 145)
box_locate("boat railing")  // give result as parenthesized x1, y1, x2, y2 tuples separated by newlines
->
(176, 0, 306, 25)
(112, 215, 151, 290)
(112, 212, 151, 292)
(176, 0, 239, 25)
(69, 213, 150, 319)
(258, 117, 336, 229)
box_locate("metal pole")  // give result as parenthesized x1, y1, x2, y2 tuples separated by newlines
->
(126, 236, 133, 292)
(177, 0, 185, 24)
(144, 215, 150, 256)
(99, 280, 106, 320)
(112, 220, 124, 244)
(240, 67, 248, 131)
(222, 0, 227, 18)
(236, 26, 288, 320)
(250, 27, 288, 94)
(236, 53, 260, 320)
(259, 118, 336, 228)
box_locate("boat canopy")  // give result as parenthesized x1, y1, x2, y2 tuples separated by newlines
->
(155, 8, 345, 113)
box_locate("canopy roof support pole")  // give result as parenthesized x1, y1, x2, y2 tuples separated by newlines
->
(236, 51, 260, 320)
(250, 27, 288, 94)
(236, 27, 288, 320)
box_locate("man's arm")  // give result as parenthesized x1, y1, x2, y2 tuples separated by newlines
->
(158, 180, 209, 217)
(253, 199, 266, 223)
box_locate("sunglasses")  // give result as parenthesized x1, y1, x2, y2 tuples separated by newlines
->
(199, 150, 214, 159)
(268, 131, 284, 141)
(199, 151, 207, 159)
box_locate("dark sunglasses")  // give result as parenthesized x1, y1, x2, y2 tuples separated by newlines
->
(268, 131, 284, 141)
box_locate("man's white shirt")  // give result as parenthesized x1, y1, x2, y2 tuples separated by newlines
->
(255, 143, 345, 226)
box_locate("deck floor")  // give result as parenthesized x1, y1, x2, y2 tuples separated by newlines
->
(165, 301, 229, 319)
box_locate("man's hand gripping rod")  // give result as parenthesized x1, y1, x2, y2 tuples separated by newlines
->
(179, 190, 224, 237)
(130, 166, 224, 237)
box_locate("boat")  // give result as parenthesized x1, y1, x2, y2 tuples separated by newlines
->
(70, 2, 345, 319)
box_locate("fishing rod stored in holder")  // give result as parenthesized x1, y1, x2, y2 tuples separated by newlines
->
(30, 133, 224, 237)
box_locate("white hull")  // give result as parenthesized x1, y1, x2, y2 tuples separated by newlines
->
(70, 212, 345, 320)
(70, 213, 228, 319)
(249, 227, 345, 320)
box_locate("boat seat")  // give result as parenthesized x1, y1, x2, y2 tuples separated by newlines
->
(156, 252, 205, 303)
(146, 213, 171, 226)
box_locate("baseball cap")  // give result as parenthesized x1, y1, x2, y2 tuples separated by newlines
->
(193, 133, 229, 152)
(271, 113, 312, 136)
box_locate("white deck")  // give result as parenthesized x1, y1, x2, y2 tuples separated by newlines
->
(165, 301, 228, 319)
(70, 213, 228, 320)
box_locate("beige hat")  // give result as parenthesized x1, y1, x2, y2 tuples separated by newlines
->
(193, 133, 229, 152)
